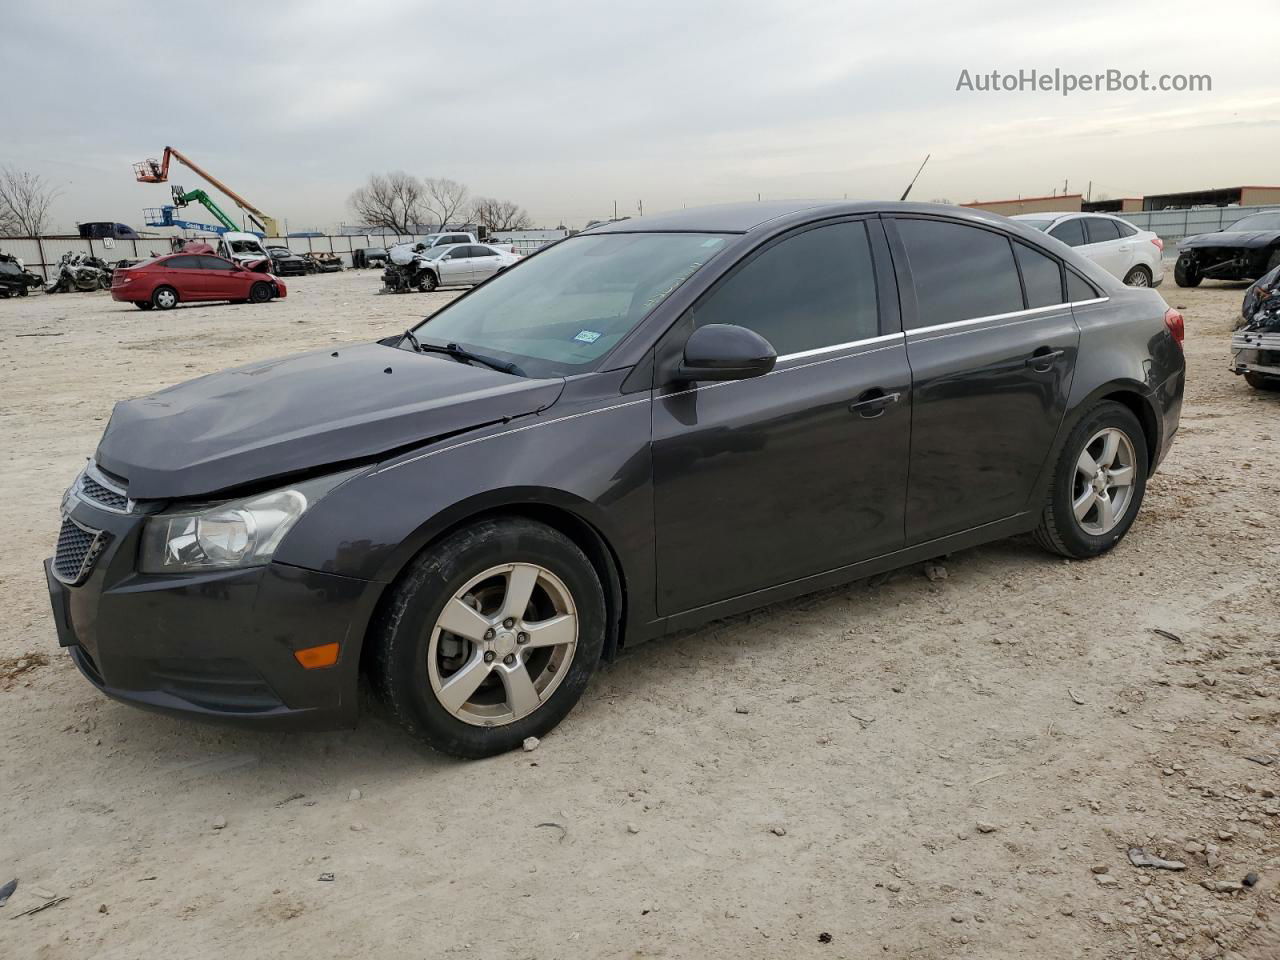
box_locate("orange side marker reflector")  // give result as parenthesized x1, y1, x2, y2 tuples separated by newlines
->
(294, 642, 340, 669)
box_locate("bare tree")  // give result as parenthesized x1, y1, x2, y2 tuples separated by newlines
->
(0, 167, 60, 236)
(424, 177, 469, 229)
(470, 197, 533, 233)
(347, 171, 426, 234)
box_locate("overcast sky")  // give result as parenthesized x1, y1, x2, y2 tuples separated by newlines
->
(3, 0, 1277, 232)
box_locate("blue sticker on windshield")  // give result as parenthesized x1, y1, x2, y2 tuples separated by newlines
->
(574, 330, 602, 343)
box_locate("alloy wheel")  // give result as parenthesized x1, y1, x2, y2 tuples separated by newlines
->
(1072, 427, 1137, 535)
(427, 563, 578, 726)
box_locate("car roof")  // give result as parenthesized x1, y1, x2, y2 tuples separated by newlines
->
(586, 200, 1049, 236)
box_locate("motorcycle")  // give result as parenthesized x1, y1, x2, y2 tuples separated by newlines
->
(45, 251, 112, 294)
(381, 242, 439, 293)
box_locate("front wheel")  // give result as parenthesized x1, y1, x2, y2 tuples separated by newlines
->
(1034, 401, 1148, 559)
(418, 270, 438, 292)
(249, 281, 272, 304)
(1174, 255, 1201, 288)
(371, 518, 606, 758)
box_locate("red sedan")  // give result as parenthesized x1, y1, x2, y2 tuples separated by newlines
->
(111, 253, 286, 310)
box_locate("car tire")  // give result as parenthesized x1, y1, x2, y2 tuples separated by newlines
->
(1033, 401, 1148, 560)
(418, 271, 438, 293)
(249, 281, 272, 304)
(151, 285, 178, 310)
(1174, 256, 1201, 288)
(371, 517, 606, 758)
(1244, 372, 1280, 391)
(135, 301, 153, 310)
(1123, 265, 1152, 287)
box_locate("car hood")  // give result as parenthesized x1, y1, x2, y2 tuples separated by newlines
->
(1180, 230, 1280, 250)
(96, 342, 565, 500)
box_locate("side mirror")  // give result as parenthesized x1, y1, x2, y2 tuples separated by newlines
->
(675, 323, 777, 382)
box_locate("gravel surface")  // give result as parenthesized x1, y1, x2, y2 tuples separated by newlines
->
(1, 270, 1276, 959)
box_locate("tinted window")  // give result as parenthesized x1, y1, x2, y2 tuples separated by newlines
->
(1066, 270, 1099, 301)
(1014, 242, 1064, 308)
(1049, 219, 1086, 247)
(165, 255, 201, 269)
(471, 246, 498, 257)
(896, 219, 1023, 328)
(690, 221, 879, 355)
(1085, 218, 1121, 243)
(447, 235, 469, 244)
(199, 256, 237, 271)
(1115, 220, 1138, 237)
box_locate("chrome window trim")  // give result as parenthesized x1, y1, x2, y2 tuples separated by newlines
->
(906, 297, 1109, 338)
(775, 331, 904, 363)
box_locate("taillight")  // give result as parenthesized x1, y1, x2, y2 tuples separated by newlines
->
(1150, 236, 1164, 253)
(1163, 307, 1184, 348)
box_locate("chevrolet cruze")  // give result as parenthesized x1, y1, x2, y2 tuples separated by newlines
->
(47, 201, 1185, 757)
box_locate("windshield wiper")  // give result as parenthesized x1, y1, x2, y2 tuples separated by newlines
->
(402, 332, 524, 377)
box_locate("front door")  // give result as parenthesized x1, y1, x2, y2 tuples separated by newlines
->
(888, 216, 1080, 544)
(652, 218, 911, 616)
(196, 255, 242, 299)
(436, 249, 474, 285)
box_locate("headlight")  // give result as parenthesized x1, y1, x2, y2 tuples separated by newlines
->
(139, 469, 358, 574)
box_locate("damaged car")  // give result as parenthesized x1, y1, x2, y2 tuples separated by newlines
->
(0, 252, 42, 298)
(1231, 262, 1280, 390)
(46, 201, 1184, 758)
(1175, 210, 1280, 287)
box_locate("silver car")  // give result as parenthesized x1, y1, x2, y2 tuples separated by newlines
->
(424, 243, 521, 286)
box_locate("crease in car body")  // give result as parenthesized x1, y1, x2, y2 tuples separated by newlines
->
(46, 200, 1184, 758)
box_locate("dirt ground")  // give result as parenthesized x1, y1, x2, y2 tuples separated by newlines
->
(1, 268, 1276, 960)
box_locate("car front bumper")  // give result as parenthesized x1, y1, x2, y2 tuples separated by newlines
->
(1232, 330, 1280, 378)
(45, 491, 382, 730)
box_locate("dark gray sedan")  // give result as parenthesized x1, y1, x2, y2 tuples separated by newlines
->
(47, 201, 1184, 757)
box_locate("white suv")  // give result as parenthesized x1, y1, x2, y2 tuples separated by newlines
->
(1012, 212, 1164, 287)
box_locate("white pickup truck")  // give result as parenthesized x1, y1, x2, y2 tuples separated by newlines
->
(417, 232, 515, 254)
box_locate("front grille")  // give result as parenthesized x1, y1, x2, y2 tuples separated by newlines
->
(81, 474, 128, 511)
(53, 517, 106, 584)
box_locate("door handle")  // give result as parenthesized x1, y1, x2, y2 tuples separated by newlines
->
(1025, 348, 1065, 371)
(849, 390, 901, 418)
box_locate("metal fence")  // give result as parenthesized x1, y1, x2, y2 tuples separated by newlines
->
(0, 232, 558, 279)
(1114, 204, 1278, 245)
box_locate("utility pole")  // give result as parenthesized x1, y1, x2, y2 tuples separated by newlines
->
(1064, 178, 1069, 196)
(1087, 180, 1092, 202)
(638, 200, 643, 216)
(613, 201, 617, 220)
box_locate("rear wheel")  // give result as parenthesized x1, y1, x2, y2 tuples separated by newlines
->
(249, 281, 272, 304)
(1034, 401, 1148, 559)
(151, 285, 178, 310)
(1244, 372, 1280, 391)
(371, 517, 605, 758)
(1174, 255, 1201, 288)
(1123, 265, 1152, 287)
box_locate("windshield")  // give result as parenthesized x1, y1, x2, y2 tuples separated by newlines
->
(1017, 218, 1055, 232)
(410, 232, 728, 377)
(1227, 212, 1280, 232)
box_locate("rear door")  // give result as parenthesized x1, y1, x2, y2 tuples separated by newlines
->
(468, 245, 503, 282)
(886, 216, 1080, 544)
(652, 217, 911, 615)
(1079, 217, 1129, 279)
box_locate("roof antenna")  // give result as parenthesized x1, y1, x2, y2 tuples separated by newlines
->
(899, 153, 931, 202)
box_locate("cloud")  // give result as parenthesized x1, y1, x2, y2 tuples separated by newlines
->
(0, 0, 1274, 230)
